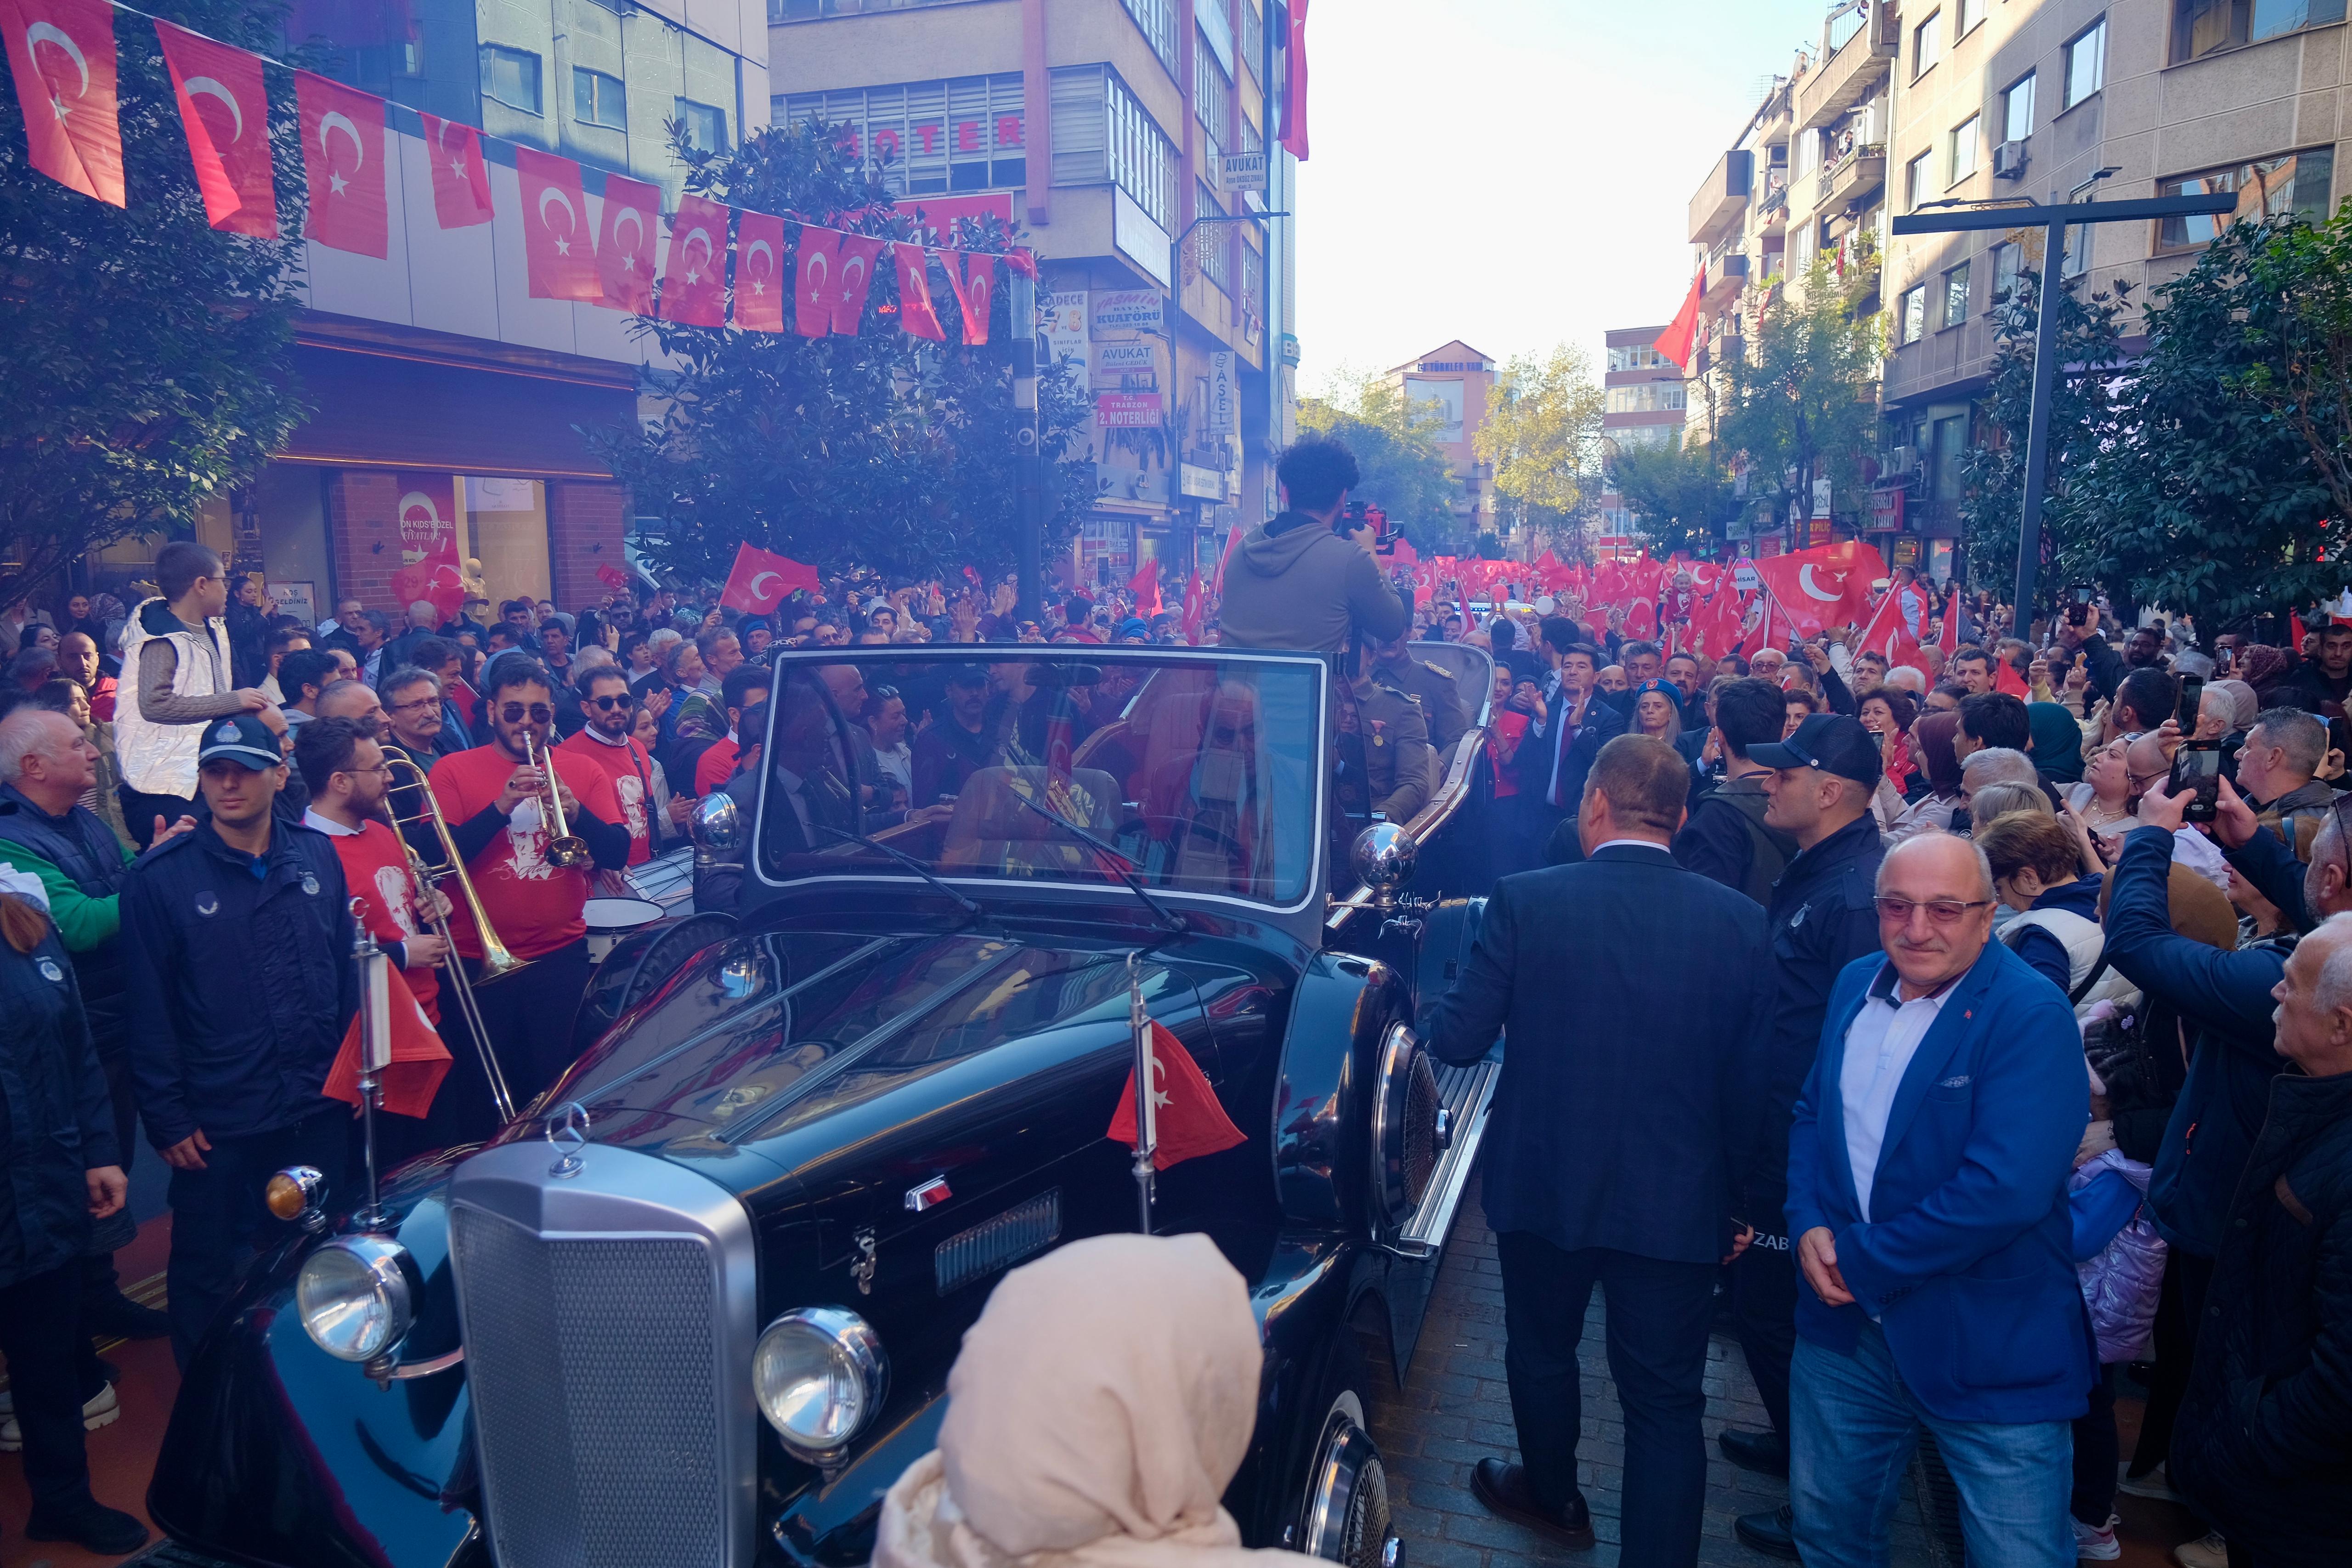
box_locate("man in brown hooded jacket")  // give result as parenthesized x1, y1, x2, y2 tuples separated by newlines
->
(1216, 437, 1408, 660)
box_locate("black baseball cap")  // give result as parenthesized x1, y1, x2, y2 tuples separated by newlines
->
(1748, 713, 1880, 788)
(943, 663, 991, 688)
(197, 713, 284, 771)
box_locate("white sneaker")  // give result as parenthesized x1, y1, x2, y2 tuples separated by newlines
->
(2073, 1513, 2121, 1561)
(0, 1381, 118, 1450)
(2116, 1461, 2186, 1503)
(2174, 1533, 2229, 1568)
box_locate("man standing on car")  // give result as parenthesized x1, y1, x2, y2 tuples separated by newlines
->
(1216, 437, 1408, 661)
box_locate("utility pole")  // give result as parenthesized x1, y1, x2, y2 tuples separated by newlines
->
(1007, 269, 1044, 622)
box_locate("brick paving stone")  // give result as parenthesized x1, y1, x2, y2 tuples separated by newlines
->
(1378, 1181, 1936, 1568)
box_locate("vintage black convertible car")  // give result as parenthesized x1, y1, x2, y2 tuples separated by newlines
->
(150, 643, 1504, 1568)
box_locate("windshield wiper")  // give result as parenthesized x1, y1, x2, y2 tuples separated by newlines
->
(816, 826, 990, 926)
(1013, 792, 1185, 935)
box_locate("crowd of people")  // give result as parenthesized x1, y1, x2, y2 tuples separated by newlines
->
(0, 432, 2344, 1567)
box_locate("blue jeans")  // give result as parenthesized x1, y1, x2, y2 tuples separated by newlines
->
(1790, 1322, 2071, 1568)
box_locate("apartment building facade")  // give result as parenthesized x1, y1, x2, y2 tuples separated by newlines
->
(768, 0, 1300, 589)
(1594, 325, 1688, 545)
(1386, 341, 1499, 538)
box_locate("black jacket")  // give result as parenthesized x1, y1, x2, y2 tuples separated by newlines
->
(1426, 843, 1775, 1263)
(1672, 771, 1796, 907)
(2171, 1067, 2352, 1558)
(0, 782, 132, 1054)
(120, 817, 357, 1148)
(0, 919, 120, 1289)
(1518, 688, 1626, 815)
(1753, 810, 1885, 1204)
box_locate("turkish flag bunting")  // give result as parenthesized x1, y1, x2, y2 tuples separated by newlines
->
(155, 21, 272, 234)
(893, 241, 945, 340)
(732, 209, 786, 332)
(515, 148, 599, 301)
(596, 173, 659, 313)
(1181, 571, 1206, 645)
(658, 194, 729, 327)
(1106, 1020, 1246, 1171)
(830, 232, 884, 335)
(1128, 559, 1163, 618)
(2, 0, 123, 204)
(719, 543, 819, 614)
(936, 248, 994, 344)
(296, 71, 387, 257)
(418, 111, 492, 229)
(323, 970, 451, 1119)
(1747, 541, 1888, 636)
(792, 225, 839, 337)
(1654, 269, 1704, 370)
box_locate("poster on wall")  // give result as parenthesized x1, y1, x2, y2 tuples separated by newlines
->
(391, 476, 466, 621)
(1039, 290, 1088, 365)
(270, 580, 318, 627)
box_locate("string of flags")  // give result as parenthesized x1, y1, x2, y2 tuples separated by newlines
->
(0, 0, 1036, 338)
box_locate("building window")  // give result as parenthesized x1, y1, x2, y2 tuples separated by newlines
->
(1048, 64, 1177, 231)
(480, 45, 542, 114)
(676, 97, 728, 153)
(782, 74, 1027, 196)
(1193, 37, 1232, 171)
(1942, 261, 1970, 327)
(1605, 383, 1689, 413)
(1607, 344, 1672, 371)
(573, 67, 625, 130)
(1956, 0, 1984, 36)
(1900, 285, 1927, 343)
(2172, 0, 2346, 63)
(1912, 10, 1943, 75)
(1122, 0, 1179, 72)
(2157, 148, 2337, 247)
(1991, 240, 2022, 304)
(1904, 150, 1931, 210)
(2064, 18, 2106, 108)
(1948, 115, 1979, 184)
(2001, 73, 2035, 143)
(1239, 0, 1264, 80)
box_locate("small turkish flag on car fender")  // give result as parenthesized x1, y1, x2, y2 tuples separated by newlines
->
(1107, 1020, 1246, 1170)
(324, 970, 451, 1119)
(720, 543, 819, 614)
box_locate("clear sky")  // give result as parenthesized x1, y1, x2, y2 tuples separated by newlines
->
(1291, 0, 1833, 392)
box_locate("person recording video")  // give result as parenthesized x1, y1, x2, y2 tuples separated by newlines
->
(1216, 436, 1408, 661)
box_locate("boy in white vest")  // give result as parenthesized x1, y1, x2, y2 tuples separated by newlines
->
(113, 542, 269, 847)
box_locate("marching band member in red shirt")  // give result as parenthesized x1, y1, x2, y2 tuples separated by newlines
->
(557, 666, 657, 874)
(426, 660, 628, 1136)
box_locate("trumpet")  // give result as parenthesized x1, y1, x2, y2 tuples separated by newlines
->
(522, 730, 594, 869)
(381, 745, 518, 1122)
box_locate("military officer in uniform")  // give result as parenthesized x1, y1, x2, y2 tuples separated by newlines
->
(1370, 631, 1471, 753)
(1343, 669, 1439, 823)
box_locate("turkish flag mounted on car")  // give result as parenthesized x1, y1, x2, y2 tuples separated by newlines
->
(1, 0, 124, 204)
(296, 71, 387, 257)
(418, 111, 492, 228)
(156, 21, 274, 234)
(323, 971, 450, 1119)
(516, 148, 600, 301)
(719, 543, 819, 614)
(1748, 540, 1888, 635)
(1106, 1020, 1246, 1171)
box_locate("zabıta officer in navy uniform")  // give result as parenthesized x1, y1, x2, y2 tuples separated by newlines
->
(119, 713, 358, 1369)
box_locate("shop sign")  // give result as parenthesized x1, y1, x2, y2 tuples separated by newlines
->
(1039, 290, 1088, 364)
(1096, 342, 1158, 371)
(1221, 152, 1267, 192)
(1092, 289, 1165, 336)
(1892, 536, 1921, 567)
(270, 580, 319, 626)
(1207, 351, 1237, 435)
(1096, 464, 1171, 505)
(1872, 487, 1905, 533)
(1096, 392, 1165, 428)
(1732, 562, 1760, 591)
(1179, 463, 1226, 501)
(1804, 515, 1832, 548)
(1811, 477, 1832, 519)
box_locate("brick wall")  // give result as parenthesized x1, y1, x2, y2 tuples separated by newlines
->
(547, 481, 630, 612)
(324, 470, 405, 612)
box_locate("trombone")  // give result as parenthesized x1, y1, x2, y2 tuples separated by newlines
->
(522, 730, 594, 869)
(381, 745, 518, 1123)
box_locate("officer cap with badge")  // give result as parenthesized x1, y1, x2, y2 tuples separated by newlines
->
(197, 713, 285, 772)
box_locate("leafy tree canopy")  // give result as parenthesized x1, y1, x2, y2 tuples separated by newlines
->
(1710, 255, 1884, 539)
(1472, 345, 1606, 538)
(1295, 364, 1464, 551)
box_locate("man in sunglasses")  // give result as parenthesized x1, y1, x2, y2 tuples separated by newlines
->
(1782, 832, 2092, 1567)
(560, 666, 658, 869)
(423, 660, 629, 1138)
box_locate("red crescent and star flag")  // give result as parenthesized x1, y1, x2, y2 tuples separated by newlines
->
(515, 147, 600, 301)
(732, 209, 786, 333)
(1128, 558, 1163, 618)
(792, 224, 838, 338)
(829, 232, 884, 334)
(718, 543, 820, 615)
(1747, 540, 1888, 636)
(155, 20, 273, 235)
(937, 248, 993, 345)
(1278, 0, 1309, 161)
(596, 172, 659, 314)
(1, 0, 124, 204)
(1106, 1020, 1245, 1170)
(296, 70, 387, 256)
(658, 193, 729, 326)
(1653, 269, 1704, 371)
(893, 240, 945, 340)
(418, 110, 492, 229)
(1181, 570, 1206, 645)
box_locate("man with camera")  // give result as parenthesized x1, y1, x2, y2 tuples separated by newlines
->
(1218, 437, 1408, 661)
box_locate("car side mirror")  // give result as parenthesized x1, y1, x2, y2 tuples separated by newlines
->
(1351, 822, 1416, 911)
(691, 792, 743, 854)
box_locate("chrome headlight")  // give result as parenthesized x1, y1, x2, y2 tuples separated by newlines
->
(753, 1306, 887, 1460)
(295, 1235, 415, 1362)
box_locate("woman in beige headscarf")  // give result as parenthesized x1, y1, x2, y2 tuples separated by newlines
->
(875, 1233, 1312, 1568)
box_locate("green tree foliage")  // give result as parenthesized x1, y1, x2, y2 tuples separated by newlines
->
(1958, 265, 2132, 597)
(1611, 437, 1736, 559)
(1295, 364, 1464, 551)
(2220, 207, 2352, 541)
(591, 119, 1092, 584)
(1472, 345, 1606, 538)
(1711, 256, 1883, 538)
(0, 0, 310, 604)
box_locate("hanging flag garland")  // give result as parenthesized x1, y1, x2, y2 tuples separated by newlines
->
(658, 192, 729, 327)
(418, 110, 492, 229)
(516, 146, 600, 301)
(294, 69, 385, 257)
(155, 19, 272, 234)
(733, 207, 786, 333)
(830, 232, 883, 334)
(596, 172, 660, 314)
(893, 239, 945, 341)
(792, 223, 838, 338)
(0, 0, 125, 204)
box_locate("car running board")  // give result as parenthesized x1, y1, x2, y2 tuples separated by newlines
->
(1391, 1057, 1498, 1257)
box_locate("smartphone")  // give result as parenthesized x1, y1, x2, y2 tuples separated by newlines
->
(2169, 742, 2224, 823)
(2067, 583, 2093, 627)
(2176, 674, 2205, 733)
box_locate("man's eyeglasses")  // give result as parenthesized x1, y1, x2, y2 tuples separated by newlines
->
(500, 703, 555, 724)
(387, 696, 439, 713)
(586, 694, 631, 711)
(1874, 896, 1992, 926)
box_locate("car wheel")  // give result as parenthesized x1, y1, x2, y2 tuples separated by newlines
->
(1294, 1336, 1400, 1568)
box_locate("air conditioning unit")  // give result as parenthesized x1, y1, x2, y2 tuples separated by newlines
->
(1883, 446, 1918, 477)
(1993, 140, 2029, 180)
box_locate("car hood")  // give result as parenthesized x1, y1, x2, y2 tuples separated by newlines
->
(505, 926, 1196, 1197)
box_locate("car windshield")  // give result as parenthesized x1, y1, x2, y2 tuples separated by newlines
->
(749, 650, 1323, 910)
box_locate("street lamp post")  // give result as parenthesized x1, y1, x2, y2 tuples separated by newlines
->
(1890, 190, 2237, 619)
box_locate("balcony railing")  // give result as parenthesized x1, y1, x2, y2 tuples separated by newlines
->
(1822, 145, 1886, 211)
(1793, 2, 1895, 131)
(1689, 149, 1755, 246)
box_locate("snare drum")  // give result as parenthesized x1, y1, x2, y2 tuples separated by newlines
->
(582, 896, 664, 962)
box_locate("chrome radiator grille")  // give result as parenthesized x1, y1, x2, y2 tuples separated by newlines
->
(448, 1142, 758, 1568)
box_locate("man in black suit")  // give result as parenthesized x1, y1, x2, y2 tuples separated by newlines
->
(1429, 735, 1775, 1568)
